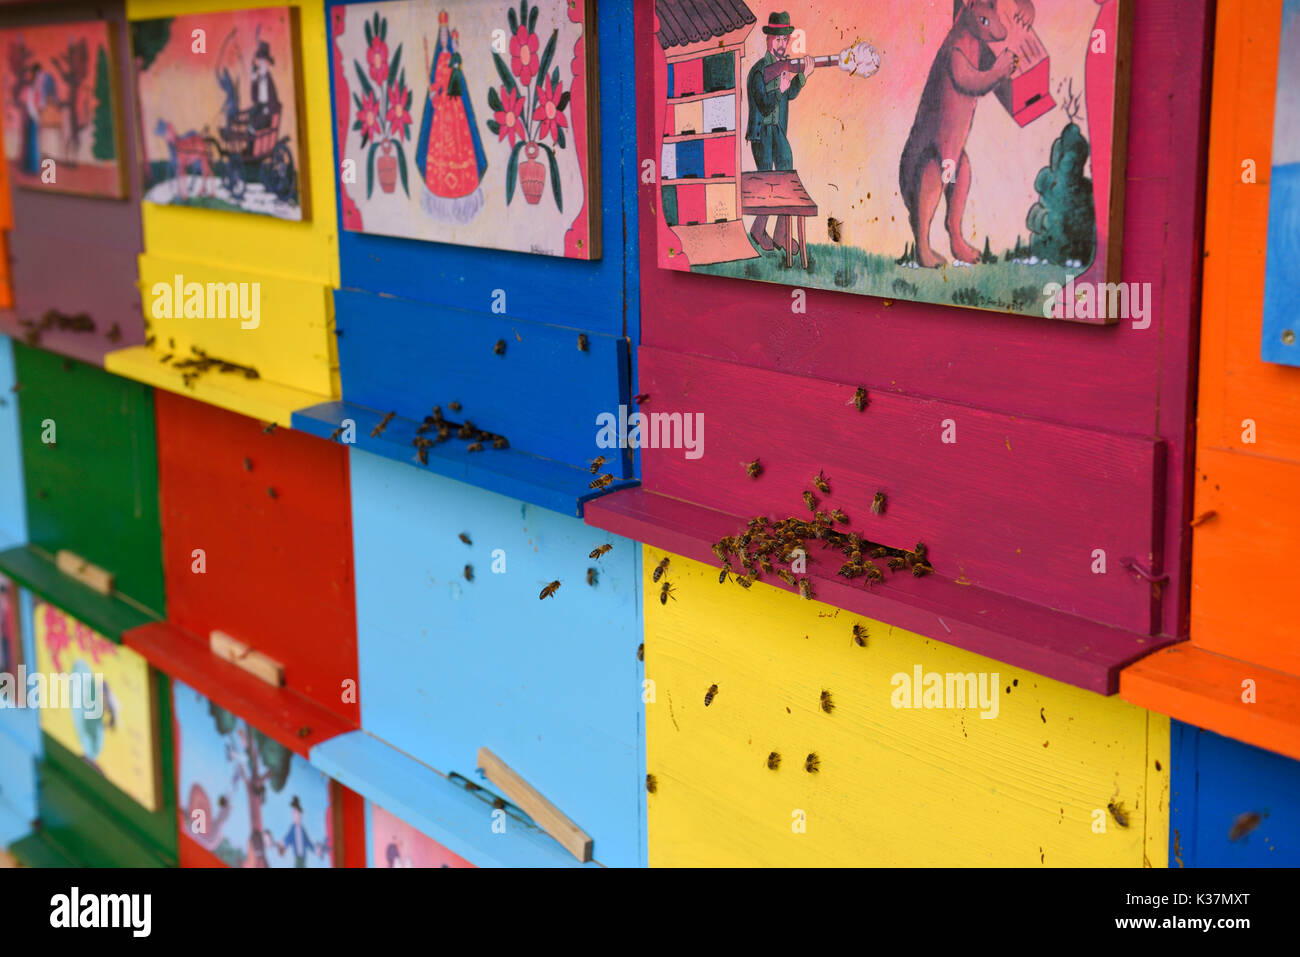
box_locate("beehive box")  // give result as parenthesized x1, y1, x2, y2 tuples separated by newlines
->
(309, 452, 645, 867)
(642, 547, 1168, 867)
(588, 0, 1209, 695)
(106, 0, 341, 426)
(293, 0, 639, 515)
(0, 2, 147, 366)
(1121, 0, 1300, 760)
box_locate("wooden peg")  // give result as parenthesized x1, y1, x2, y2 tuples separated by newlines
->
(210, 630, 285, 687)
(477, 747, 593, 863)
(55, 550, 114, 595)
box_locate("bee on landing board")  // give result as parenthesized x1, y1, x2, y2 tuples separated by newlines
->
(797, 578, 814, 600)
(805, 753, 820, 773)
(588, 456, 607, 474)
(813, 470, 831, 494)
(766, 751, 781, 770)
(847, 387, 869, 412)
(492, 436, 509, 450)
(652, 557, 670, 582)
(589, 474, 614, 490)
(704, 684, 718, 707)
(539, 580, 561, 600)
(371, 411, 396, 437)
(743, 458, 763, 479)
(590, 543, 613, 560)
(831, 508, 849, 525)
(466, 441, 484, 453)
(852, 623, 868, 647)
(659, 581, 676, 604)
(871, 492, 887, 515)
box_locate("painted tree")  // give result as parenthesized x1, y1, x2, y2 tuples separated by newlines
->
(91, 45, 114, 161)
(1025, 122, 1096, 266)
(130, 18, 172, 72)
(209, 701, 292, 868)
(7, 39, 33, 106)
(52, 38, 88, 152)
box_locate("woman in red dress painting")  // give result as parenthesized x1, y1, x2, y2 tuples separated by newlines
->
(415, 11, 488, 222)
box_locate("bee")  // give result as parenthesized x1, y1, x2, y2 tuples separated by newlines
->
(431, 406, 444, 421)
(1107, 801, 1130, 829)
(913, 542, 928, 562)
(466, 442, 484, 453)
(827, 216, 843, 243)
(652, 557, 670, 582)
(848, 386, 869, 412)
(636, 643, 644, 661)
(586, 567, 598, 586)
(864, 565, 885, 583)
(458, 422, 476, 439)
(704, 683, 719, 707)
(145, 335, 157, 347)
(797, 578, 814, 600)
(660, 581, 677, 604)
(106, 322, 122, 343)
(911, 563, 932, 578)
(492, 797, 506, 810)
(838, 562, 863, 579)
(590, 474, 614, 490)
(262, 421, 277, 435)
(803, 490, 819, 512)
(494, 339, 507, 356)
(633, 393, 650, 405)
(805, 753, 820, 773)
(1228, 811, 1264, 842)
(736, 574, 753, 589)
(577, 333, 589, 352)
(458, 533, 472, 545)
(766, 751, 781, 770)
(492, 436, 509, 449)
(813, 470, 831, 494)
(243, 457, 253, 472)
(590, 543, 613, 559)
(814, 510, 832, 526)
(888, 556, 906, 571)
(415, 417, 434, 436)
(852, 623, 868, 647)
(831, 508, 849, 525)
(871, 492, 887, 515)
(463, 565, 474, 582)
(645, 774, 657, 794)
(267, 487, 278, 500)
(435, 425, 452, 443)
(711, 541, 731, 562)
(296, 726, 311, 738)
(415, 443, 429, 465)
(820, 690, 834, 714)
(539, 580, 561, 600)
(717, 565, 730, 584)
(371, 411, 396, 437)
(777, 569, 796, 586)
(743, 458, 763, 479)
(759, 557, 773, 574)
(588, 456, 607, 474)
(448, 401, 462, 412)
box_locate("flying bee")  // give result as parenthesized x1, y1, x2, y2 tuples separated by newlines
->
(743, 458, 763, 479)
(633, 393, 650, 405)
(1229, 812, 1264, 842)
(831, 509, 849, 525)
(797, 578, 814, 600)
(659, 581, 676, 604)
(590, 543, 614, 559)
(766, 751, 781, 770)
(590, 474, 614, 490)
(448, 401, 462, 412)
(586, 567, 598, 586)
(827, 216, 843, 243)
(539, 580, 561, 600)
(458, 533, 472, 545)
(703, 684, 718, 707)
(652, 557, 670, 582)
(803, 490, 819, 512)
(492, 436, 509, 449)
(1107, 801, 1130, 829)
(805, 753, 820, 773)
(813, 470, 831, 494)
(847, 386, 869, 412)
(493, 339, 506, 355)
(466, 442, 484, 452)
(371, 411, 396, 437)
(577, 333, 589, 352)
(463, 565, 474, 582)
(645, 774, 657, 794)
(852, 623, 868, 646)
(871, 492, 886, 515)
(820, 690, 834, 713)
(588, 456, 607, 474)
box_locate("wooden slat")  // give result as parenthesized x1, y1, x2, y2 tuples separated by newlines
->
(210, 630, 285, 688)
(54, 550, 114, 596)
(477, 747, 593, 864)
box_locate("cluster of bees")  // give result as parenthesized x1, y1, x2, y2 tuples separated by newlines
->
(712, 469, 932, 601)
(156, 344, 260, 388)
(19, 308, 97, 346)
(353, 402, 510, 462)
(588, 455, 614, 491)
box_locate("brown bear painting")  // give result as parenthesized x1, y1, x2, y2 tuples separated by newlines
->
(653, 0, 1131, 321)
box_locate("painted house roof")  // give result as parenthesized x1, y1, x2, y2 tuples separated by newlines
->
(656, 0, 756, 50)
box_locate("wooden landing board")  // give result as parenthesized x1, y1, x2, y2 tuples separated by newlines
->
(642, 546, 1168, 867)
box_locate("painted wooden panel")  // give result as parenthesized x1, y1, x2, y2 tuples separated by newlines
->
(0, 1, 147, 367)
(327, 0, 637, 338)
(1170, 720, 1300, 866)
(366, 801, 474, 868)
(632, 0, 1210, 653)
(153, 389, 358, 726)
(128, 0, 339, 286)
(643, 546, 1168, 867)
(637, 346, 1164, 633)
(0, 337, 25, 547)
(349, 448, 645, 868)
(1261, 0, 1300, 366)
(0, 586, 36, 848)
(13, 344, 164, 616)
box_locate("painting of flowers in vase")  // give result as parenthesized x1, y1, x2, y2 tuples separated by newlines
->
(331, 0, 599, 259)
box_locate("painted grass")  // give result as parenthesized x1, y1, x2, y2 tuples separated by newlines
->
(694, 243, 1082, 316)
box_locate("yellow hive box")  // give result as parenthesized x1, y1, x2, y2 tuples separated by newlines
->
(644, 548, 1169, 867)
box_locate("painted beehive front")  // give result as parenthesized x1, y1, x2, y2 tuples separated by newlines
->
(1121, 0, 1300, 761)
(587, 0, 1210, 696)
(294, 0, 638, 515)
(0, 3, 146, 367)
(107, 0, 340, 425)
(642, 547, 1168, 867)
(344, 450, 645, 867)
